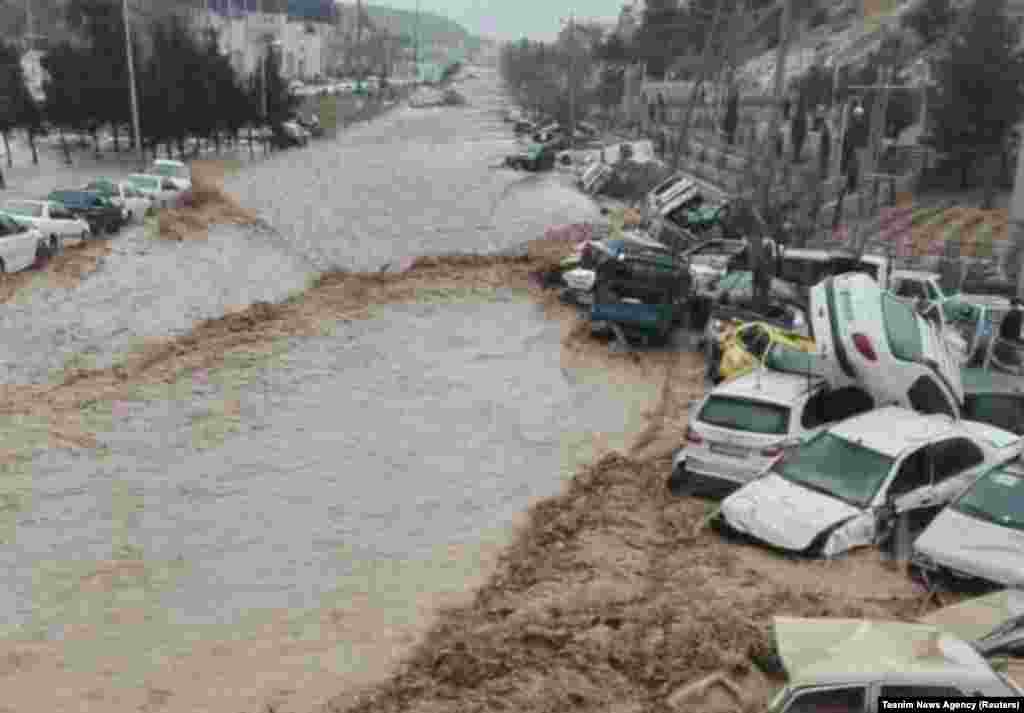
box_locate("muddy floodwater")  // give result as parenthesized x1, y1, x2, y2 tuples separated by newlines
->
(0, 68, 667, 712)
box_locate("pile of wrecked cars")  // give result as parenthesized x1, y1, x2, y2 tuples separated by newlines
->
(670, 261, 1024, 594)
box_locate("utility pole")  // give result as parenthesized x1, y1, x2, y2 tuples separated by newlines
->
(24, 0, 33, 52)
(414, 0, 421, 83)
(568, 12, 575, 150)
(123, 0, 144, 166)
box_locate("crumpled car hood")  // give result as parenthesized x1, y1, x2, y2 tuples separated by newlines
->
(720, 473, 861, 552)
(915, 508, 1024, 589)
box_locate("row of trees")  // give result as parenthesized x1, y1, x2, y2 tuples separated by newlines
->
(0, 0, 298, 184)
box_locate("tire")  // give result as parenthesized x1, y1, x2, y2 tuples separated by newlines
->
(105, 221, 116, 235)
(667, 465, 693, 496)
(0, 258, 6, 274)
(49, 235, 60, 255)
(705, 340, 721, 384)
(80, 230, 89, 244)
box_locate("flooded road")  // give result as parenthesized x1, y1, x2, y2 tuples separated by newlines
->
(0, 70, 661, 712)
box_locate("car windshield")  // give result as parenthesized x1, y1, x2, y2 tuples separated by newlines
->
(697, 395, 790, 435)
(964, 393, 1024, 435)
(3, 201, 41, 217)
(775, 432, 894, 507)
(881, 294, 924, 362)
(955, 468, 1024, 531)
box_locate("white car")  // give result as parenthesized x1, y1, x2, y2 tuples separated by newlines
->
(718, 405, 1023, 557)
(810, 272, 964, 418)
(913, 460, 1024, 589)
(670, 361, 876, 496)
(81, 180, 154, 223)
(1, 200, 91, 249)
(0, 212, 46, 274)
(148, 159, 192, 192)
(125, 174, 181, 209)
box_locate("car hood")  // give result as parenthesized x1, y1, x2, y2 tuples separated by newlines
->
(720, 473, 861, 552)
(915, 508, 1024, 589)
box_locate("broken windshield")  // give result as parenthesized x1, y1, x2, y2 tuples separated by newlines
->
(775, 432, 894, 508)
(955, 468, 1024, 532)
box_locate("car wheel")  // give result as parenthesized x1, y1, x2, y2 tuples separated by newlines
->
(105, 221, 117, 235)
(0, 258, 6, 274)
(49, 235, 60, 255)
(80, 230, 89, 244)
(667, 465, 695, 496)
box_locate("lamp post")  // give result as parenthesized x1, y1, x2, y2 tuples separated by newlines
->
(263, 39, 282, 120)
(123, 0, 143, 166)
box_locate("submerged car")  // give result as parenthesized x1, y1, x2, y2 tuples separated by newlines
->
(763, 598, 1024, 712)
(913, 461, 1024, 589)
(717, 405, 1023, 557)
(670, 357, 874, 497)
(810, 272, 964, 419)
(505, 142, 557, 171)
(709, 321, 815, 384)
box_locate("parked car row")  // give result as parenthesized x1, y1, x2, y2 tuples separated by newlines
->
(0, 159, 192, 275)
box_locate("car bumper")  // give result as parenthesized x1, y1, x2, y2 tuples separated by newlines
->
(669, 455, 762, 497)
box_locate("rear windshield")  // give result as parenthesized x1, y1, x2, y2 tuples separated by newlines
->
(955, 468, 1024, 531)
(698, 395, 790, 435)
(964, 394, 1024, 435)
(881, 294, 924, 362)
(3, 202, 41, 217)
(775, 432, 894, 507)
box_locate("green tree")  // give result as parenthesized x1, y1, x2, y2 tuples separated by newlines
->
(0, 42, 33, 177)
(41, 41, 90, 165)
(264, 46, 300, 129)
(929, 0, 1024, 199)
(902, 0, 954, 45)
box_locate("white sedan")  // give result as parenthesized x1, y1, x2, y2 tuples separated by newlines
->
(148, 159, 192, 191)
(1, 199, 91, 250)
(0, 212, 46, 273)
(125, 174, 181, 209)
(717, 405, 1023, 558)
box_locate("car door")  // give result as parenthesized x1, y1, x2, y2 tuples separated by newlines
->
(923, 437, 987, 508)
(777, 684, 869, 713)
(798, 386, 875, 441)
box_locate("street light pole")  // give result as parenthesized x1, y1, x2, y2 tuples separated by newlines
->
(123, 0, 143, 166)
(568, 12, 575, 150)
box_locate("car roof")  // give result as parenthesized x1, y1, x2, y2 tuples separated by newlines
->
(962, 368, 1024, 395)
(775, 617, 1003, 689)
(893, 269, 941, 280)
(707, 370, 823, 406)
(828, 405, 956, 457)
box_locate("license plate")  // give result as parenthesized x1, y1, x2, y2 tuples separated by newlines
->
(710, 443, 748, 458)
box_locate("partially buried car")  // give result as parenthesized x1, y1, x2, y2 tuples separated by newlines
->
(810, 272, 964, 419)
(762, 597, 1024, 713)
(716, 405, 1023, 558)
(912, 461, 1024, 590)
(670, 351, 875, 498)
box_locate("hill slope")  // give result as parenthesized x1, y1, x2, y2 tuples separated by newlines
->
(364, 4, 481, 54)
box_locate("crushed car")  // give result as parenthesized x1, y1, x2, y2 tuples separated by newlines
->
(560, 233, 675, 306)
(913, 461, 1024, 590)
(589, 251, 689, 346)
(810, 272, 964, 419)
(504, 142, 557, 171)
(762, 596, 1024, 712)
(716, 405, 1023, 558)
(670, 351, 874, 497)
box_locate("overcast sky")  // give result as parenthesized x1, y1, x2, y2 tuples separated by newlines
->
(361, 0, 625, 42)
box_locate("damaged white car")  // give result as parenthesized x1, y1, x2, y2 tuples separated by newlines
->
(763, 591, 1024, 712)
(717, 405, 1022, 558)
(913, 461, 1024, 589)
(810, 272, 964, 418)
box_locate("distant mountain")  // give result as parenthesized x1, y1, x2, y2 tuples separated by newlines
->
(362, 4, 481, 55)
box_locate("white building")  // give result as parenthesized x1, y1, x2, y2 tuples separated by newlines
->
(190, 0, 337, 80)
